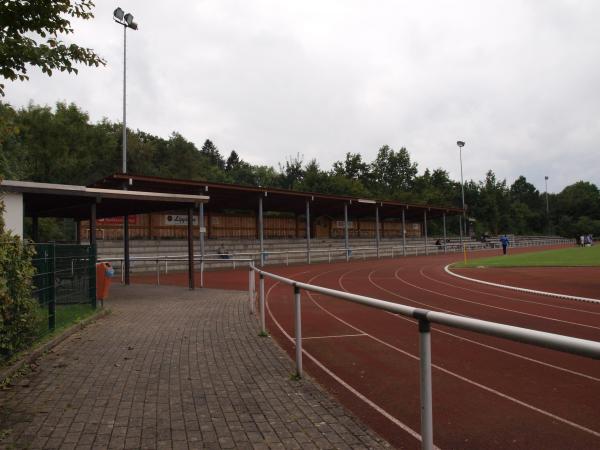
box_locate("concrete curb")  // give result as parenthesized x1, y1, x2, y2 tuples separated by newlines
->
(0, 308, 111, 385)
(444, 264, 600, 305)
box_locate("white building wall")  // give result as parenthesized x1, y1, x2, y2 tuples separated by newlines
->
(2, 192, 24, 237)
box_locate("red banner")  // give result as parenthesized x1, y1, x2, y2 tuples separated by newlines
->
(97, 216, 138, 225)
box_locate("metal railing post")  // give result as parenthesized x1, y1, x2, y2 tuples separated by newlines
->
(156, 258, 160, 285)
(49, 242, 56, 330)
(248, 267, 255, 314)
(259, 273, 266, 334)
(415, 311, 434, 450)
(294, 284, 303, 378)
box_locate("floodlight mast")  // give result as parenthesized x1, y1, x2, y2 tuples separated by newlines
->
(456, 140, 466, 239)
(545, 175, 550, 234)
(113, 7, 138, 174)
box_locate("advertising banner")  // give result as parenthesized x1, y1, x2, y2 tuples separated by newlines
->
(165, 214, 199, 226)
(97, 216, 138, 225)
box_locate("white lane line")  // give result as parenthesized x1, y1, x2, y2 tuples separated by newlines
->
(395, 269, 600, 331)
(327, 269, 600, 438)
(444, 264, 600, 305)
(264, 275, 428, 448)
(365, 270, 600, 382)
(420, 266, 600, 316)
(303, 333, 367, 340)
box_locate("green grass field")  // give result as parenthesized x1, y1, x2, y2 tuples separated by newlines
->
(453, 245, 600, 268)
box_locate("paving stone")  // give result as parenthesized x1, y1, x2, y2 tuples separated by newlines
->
(0, 284, 389, 449)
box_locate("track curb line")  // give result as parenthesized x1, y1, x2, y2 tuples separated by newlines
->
(444, 264, 600, 305)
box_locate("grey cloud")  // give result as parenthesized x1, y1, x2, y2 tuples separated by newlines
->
(4, 0, 600, 193)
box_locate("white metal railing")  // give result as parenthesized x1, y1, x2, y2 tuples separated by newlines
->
(248, 264, 600, 450)
(98, 237, 573, 277)
(98, 256, 253, 287)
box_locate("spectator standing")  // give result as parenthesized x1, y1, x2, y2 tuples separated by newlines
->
(500, 235, 510, 255)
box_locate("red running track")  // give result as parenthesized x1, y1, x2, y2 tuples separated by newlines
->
(132, 246, 600, 449)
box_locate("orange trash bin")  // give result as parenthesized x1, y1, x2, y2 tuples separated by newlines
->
(96, 262, 114, 301)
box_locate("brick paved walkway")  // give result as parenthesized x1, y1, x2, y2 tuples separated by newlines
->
(0, 285, 390, 449)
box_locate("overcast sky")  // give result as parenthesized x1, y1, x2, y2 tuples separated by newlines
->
(5, 0, 600, 193)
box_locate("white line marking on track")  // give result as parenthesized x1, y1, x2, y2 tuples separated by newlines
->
(444, 264, 600, 304)
(365, 269, 600, 382)
(329, 267, 600, 437)
(419, 266, 600, 316)
(302, 333, 367, 340)
(395, 269, 600, 331)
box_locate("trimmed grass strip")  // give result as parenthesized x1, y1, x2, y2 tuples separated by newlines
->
(453, 245, 600, 268)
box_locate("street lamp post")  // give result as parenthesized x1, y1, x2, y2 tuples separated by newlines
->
(457, 140, 467, 263)
(113, 7, 138, 174)
(457, 141, 467, 237)
(545, 175, 550, 234)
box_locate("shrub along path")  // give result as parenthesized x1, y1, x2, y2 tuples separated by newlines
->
(0, 284, 389, 449)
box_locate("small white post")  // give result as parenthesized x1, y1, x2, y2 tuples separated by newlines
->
(294, 285, 303, 378)
(259, 273, 266, 334)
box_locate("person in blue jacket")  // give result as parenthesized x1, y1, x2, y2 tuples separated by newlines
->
(500, 234, 509, 255)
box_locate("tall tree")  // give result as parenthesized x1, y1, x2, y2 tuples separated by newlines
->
(279, 153, 304, 190)
(332, 152, 370, 183)
(225, 150, 240, 171)
(0, 0, 105, 96)
(370, 145, 418, 197)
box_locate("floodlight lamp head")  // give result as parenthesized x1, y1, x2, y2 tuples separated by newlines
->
(113, 7, 124, 21)
(130, 21, 138, 30)
(545, 176, 549, 180)
(457, 140, 465, 148)
(124, 13, 134, 26)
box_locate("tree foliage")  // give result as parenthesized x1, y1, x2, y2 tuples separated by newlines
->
(1, 100, 599, 238)
(0, 0, 105, 96)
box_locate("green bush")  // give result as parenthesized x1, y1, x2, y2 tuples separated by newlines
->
(0, 200, 38, 360)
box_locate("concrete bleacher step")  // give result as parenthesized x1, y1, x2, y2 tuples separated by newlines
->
(96, 236, 572, 273)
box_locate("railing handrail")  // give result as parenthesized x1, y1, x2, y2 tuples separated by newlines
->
(251, 264, 599, 359)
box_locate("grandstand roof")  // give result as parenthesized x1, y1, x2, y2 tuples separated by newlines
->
(92, 174, 463, 220)
(1, 179, 208, 220)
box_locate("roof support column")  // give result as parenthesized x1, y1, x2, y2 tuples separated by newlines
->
(124, 214, 130, 285)
(76, 220, 81, 245)
(199, 202, 205, 260)
(402, 208, 407, 257)
(344, 202, 349, 262)
(375, 206, 380, 259)
(258, 196, 264, 266)
(90, 203, 97, 247)
(442, 213, 447, 253)
(424, 210, 428, 256)
(306, 199, 311, 264)
(188, 206, 195, 290)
